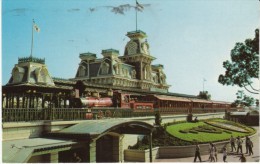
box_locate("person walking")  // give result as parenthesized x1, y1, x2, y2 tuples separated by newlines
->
(248, 138, 254, 156)
(245, 136, 250, 154)
(213, 144, 218, 162)
(230, 135, 236, 152)
(209, 143, 215, 162)
(223, 147, 228, 162)
(208, 142, 213, 161)
(236, 136, 243, 154)
(194, 143, 202, 162)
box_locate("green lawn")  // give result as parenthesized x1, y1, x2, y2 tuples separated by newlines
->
(166, 119, 255, 143)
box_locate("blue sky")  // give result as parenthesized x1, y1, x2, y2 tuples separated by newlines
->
(2, 0, 259, 102)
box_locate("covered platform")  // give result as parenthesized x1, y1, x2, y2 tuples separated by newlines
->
(48, 119, 155, 162)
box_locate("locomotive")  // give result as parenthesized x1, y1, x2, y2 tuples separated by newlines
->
(71, 90, 154, 119)
(72, 91, 154, 110)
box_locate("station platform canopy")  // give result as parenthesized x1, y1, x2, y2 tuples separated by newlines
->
(48, 119, 155, 139)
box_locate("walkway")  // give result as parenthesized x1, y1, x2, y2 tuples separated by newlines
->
(155, 127, 259, 163)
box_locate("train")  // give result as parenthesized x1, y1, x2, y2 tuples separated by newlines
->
(71, 90, 236, 119)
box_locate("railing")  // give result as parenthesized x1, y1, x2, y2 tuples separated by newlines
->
(2, 108, 156, 122)
(2, 107, 233, 122)
(2, 108, 89, 122)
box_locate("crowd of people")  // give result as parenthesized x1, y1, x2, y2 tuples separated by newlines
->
(230, 135, 254, 156)
(194, 135, 254, 162)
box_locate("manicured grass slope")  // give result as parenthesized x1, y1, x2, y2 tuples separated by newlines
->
(166, 119, 255, 143)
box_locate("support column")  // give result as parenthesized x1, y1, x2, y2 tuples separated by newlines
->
(32, 96, 35, 108)
(118, 135, 124, 162)
(36, 96, 39, 108)
(64, 98, 66, 108)
(89, 141, 96, 163)
(29, 94, 32, 108)
(2, 95, 6, 108)
(11, 94, 14, 108)
(149, 131, 153, 162)
(6, 94, 9, 108)
(16, 95, 20, 108)
(22, 94, 25, 108)
(50, 152, 59, 163)
(42, 95, 45, 108)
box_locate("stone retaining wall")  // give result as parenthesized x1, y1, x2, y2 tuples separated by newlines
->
(158, 141, 230, 158)
(124, 135, 257, 162)
(124, 141, 230, 161)
(2, 120, 85, 141)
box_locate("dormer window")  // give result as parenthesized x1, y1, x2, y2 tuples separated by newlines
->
(12, 66, 25, 83)
(78, 65, 86, 77)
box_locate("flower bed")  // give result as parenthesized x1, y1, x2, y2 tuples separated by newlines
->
(179, 125, 223, 134)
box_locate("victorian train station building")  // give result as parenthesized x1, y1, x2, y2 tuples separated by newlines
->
(2, 30, 232, 163)
(3, 30, 172, 109)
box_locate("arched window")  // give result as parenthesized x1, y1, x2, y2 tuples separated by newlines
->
(131, 69, 136, 79)
(113, 63, 119, 74)
(12, 67, 24, 83)
(153, 74, 158, 83)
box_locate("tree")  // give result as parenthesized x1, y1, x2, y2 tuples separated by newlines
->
(218, 29, 259, 94)
(232, 90, 255, 107)
(197, 91, 211, 100)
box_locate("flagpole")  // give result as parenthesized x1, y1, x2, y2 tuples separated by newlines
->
(136, 0, 138, 31)
(30, 19, 34, 57)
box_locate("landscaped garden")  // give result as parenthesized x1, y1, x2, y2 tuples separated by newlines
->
(166, 118, 255, 143)
(130, 118, 256, 150)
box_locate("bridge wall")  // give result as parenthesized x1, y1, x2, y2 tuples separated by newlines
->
(2, 120, 86, 141)
(2, 113, 224, 141)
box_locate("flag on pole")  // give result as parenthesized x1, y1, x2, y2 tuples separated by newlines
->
(136, 0, 144, 11)
(33, 22, 40, 32)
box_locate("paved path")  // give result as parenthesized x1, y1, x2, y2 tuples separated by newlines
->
(155, 127, 259, 163)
